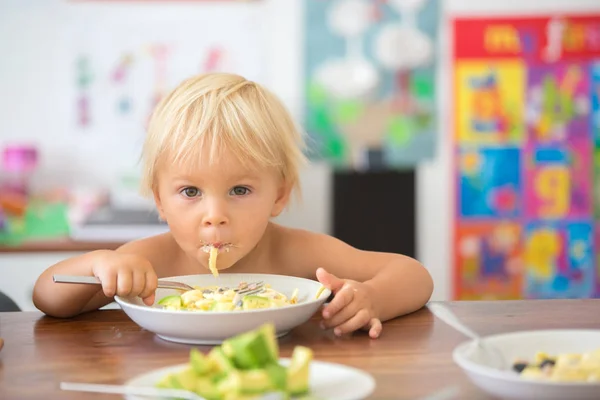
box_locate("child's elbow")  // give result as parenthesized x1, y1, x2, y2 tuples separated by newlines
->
(422, 267, 434, 302)
(32, 286, 71, 318)
(32, 288, 52, 316)
(414, 260, 434, 306)
(33, 300, 76, 318)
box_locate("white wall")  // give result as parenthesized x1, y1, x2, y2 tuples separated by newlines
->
(2, 0, 600, 307)
(0, 0, 332, 236)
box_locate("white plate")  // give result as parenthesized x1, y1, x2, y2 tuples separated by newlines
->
(125, 358, 376, 400)
(114, 274, 331, 345)
(453, 329, 600, 400)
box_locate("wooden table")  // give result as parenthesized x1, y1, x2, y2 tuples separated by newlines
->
(0, 239, 124, 253)
(1, 300, 599, 399)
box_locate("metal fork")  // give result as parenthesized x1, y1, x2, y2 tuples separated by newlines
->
(60, 382, 288, 400)
(53, 275, 195, 291)
(232, 281, 265, 305)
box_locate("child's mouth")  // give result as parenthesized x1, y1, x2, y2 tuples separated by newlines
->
(200, 242, 232, 253)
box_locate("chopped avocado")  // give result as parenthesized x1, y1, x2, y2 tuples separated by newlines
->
(155, 373, 173, 389)
(259, 323, 279, 363)
(222, 323, 278, 369)
(216, 370, 241, 397)
(155, 323, 311, 399)
(167, 375, 183, 392)
(194, 376, 221, 400)
(208, 346, 236, 377)
(265, 363, 287, 391)
(222, 331, 262, 369)
(170, 367, 198, 392)
(190, 348, 213, 375)
(242, 295, 271, 310)
(215, 370, 273, 397)
(287, 346, 313, 396)
(157, 294, 182, 308)
(238, 369, 273, 394)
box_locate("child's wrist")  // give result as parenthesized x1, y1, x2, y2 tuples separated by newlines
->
(363, 280, 382, 319)
(86, 249, 115, 275)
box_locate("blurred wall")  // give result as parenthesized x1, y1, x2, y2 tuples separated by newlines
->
(2, 0, 600, 302)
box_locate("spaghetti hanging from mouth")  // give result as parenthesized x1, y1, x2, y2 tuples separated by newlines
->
(208, 246, 219, 277)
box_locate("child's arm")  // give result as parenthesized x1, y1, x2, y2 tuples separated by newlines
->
(274, 227, 434, 337)
(32, 234, 177, 318)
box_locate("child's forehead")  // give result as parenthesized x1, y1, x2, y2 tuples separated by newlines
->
(159, 150, 271, 180)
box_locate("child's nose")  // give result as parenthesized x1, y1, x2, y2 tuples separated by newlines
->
(202, 203, 229, 226)
(203, 215, 228, 226)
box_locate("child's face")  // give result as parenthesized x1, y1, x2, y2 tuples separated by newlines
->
(153, 148, 289, 272)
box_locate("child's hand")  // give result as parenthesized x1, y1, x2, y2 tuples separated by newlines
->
(316, 267, 382, 339)
(91, 251, 158, 306)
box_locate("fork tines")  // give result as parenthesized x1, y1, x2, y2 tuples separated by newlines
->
(236, 281, 264, 294)
(232, 281, 265, 305)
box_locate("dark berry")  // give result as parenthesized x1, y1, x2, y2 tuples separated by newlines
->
(540, 359, 555, 368)
(513, 362, 528, 373)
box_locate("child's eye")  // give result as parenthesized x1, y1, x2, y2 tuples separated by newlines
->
(181, 187, 201, 198)
(230, 186, 251, 196)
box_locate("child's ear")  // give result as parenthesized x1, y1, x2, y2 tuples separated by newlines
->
(153, 189, 167, 221)
(271, 182, 292, 217)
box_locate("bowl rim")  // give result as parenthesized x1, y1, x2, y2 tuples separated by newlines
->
(452, 329, 600, 387)
(114, 272, 332, 315)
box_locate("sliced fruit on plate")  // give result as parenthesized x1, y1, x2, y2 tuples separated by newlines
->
(155, 322, 312, 399)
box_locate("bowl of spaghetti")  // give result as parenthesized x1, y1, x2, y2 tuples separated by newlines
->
(114, 273, 330, 345)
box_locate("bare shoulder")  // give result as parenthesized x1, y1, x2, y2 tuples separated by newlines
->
(269, 223, 319, 248)
(116, 232, 178, 257)
(116, 233, 185, 277)
(268, 222, 419, 283)
(269, 223, 350, 255)
(267, 223, 332, 279)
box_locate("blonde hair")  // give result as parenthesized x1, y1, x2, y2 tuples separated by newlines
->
(140, 73, 307, 198)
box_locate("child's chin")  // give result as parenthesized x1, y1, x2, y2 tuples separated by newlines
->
(209, 264, 234, 273)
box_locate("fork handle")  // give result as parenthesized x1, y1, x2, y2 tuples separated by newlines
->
(52, 275, 190, 291)
(53, 275, 100, 285)
(60, 382, 200, 400)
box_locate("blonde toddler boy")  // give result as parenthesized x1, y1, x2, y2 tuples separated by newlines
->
(33, 73, 433, 339)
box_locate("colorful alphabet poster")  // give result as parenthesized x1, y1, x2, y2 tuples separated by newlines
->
(524, 220, 594, 299)
(453, 14, 600, 300)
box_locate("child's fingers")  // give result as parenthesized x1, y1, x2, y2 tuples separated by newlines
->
(142, 293, 155, 306)
(321, 302, 357, 329)
(322, 285, 354, 319)
(116, 270, 133, 297)
(332, 309, 371, 336)
(130, 270, 146, 297)
(316, 268, 345, 293)
(96, 271, 117, 298)
(140, 270, 158, 304)
(368, 318, 383, 339)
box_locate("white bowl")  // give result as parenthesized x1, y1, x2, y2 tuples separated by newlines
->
(453, 329, 600, 400)
(114, 273, 331, 345)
